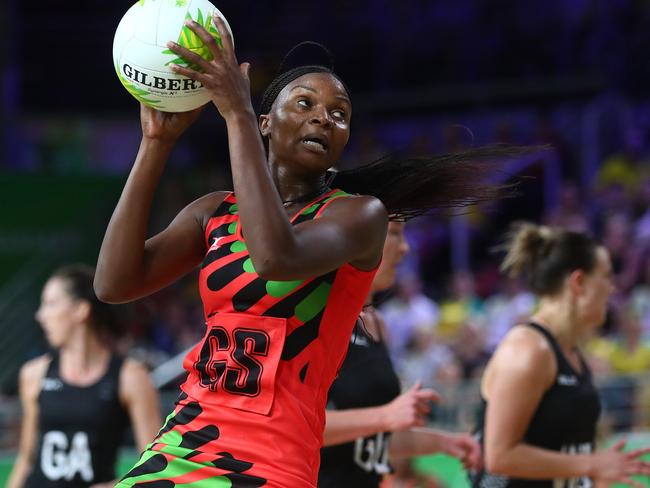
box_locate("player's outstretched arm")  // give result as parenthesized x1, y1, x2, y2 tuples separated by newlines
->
(324, 382, 438, 447)
(389, 429, 481, 471)
(94, 105, 222, 303)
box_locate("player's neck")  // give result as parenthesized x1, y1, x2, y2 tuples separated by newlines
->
(531, 299, 580, 350)
(59, 328, 111, 382)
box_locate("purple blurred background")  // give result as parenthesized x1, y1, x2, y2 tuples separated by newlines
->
(1, 1, 650, 436)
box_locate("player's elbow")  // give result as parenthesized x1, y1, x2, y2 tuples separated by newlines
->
(93, 275, 131, 304)
(93, 284, 122, 304)
(252, 257, 291, 281)
(484, 447, 511, 475)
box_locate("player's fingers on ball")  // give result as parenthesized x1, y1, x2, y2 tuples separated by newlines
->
(184, 20, 222, 59)
(166, 42, 211, 72)
(169, 63, 202, 82)
(183, 19, 209, 39)
(240, 62, 251, 82)
(213, 16, 234, 59)
(140, 103, 155, 115)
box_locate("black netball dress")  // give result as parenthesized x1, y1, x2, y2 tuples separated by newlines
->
(473, 322, 601, 488)
(24, 352, 129, 488)
(319, 316, 402, 488)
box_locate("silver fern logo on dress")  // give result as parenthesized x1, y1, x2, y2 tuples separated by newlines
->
(557, 374, 578, 386)
(42, 378, 64, 391)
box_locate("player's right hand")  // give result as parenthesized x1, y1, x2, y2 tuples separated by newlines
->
(590, 439, 650, 488)
(140, 103, 204, 143)
(380, 381, 440, 432)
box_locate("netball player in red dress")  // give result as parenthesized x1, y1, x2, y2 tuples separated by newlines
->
(96, 16, 528, 488)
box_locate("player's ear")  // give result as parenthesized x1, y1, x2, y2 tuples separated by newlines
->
(567, 269, 586, 296)
(259, 114, 271, 137)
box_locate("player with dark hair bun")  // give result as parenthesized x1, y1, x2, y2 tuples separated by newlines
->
(473, 223, 650, 488)
(96, 15, 532, 487)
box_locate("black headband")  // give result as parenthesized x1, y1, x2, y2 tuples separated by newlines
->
(258, 42, 351, 115)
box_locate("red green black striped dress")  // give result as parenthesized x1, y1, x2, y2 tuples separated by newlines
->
(117, 189, 378, 487)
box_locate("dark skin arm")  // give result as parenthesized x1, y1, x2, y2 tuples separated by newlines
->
(94, 105, 226, 303)
(168, 16, 387, 280)
(96, 16, 386, 303)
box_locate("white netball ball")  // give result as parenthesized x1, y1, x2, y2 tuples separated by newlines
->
(113, 0, 233, 112)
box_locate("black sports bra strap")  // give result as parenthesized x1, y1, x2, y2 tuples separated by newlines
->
(108, 355, 125, 378)
(45, 351, 60, 377)
(525, 322, 561, 351)
(525, 321, 583, 376)
(525, 321, 568, 363)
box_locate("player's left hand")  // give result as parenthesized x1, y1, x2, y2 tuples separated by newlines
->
(166, 14, 253, 121)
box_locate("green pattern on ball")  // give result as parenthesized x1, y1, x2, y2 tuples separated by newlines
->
(161, 8, 223, 71)
(114, 62, 163, 108)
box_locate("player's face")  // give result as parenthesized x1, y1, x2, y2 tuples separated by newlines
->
(35, 278, 82, 348)
(260, 72, 351, 172)
(372, 222, 410, 293)
(578, 246, 615, 328)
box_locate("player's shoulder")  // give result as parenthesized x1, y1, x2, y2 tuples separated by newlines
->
(319, 192, 388, 227)
(324, 192, 384, 209)
(119, 357, 154, 394)
(119, 357, 151, 382)
(20, 354, 52, 397)
(187, 191, 231, 215)
(494, 325, 555, 372)
(20, 354, 51, 379)
(182, 191, 232, 230)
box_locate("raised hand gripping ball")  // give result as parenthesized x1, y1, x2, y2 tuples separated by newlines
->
(113, 0, 233, 112)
